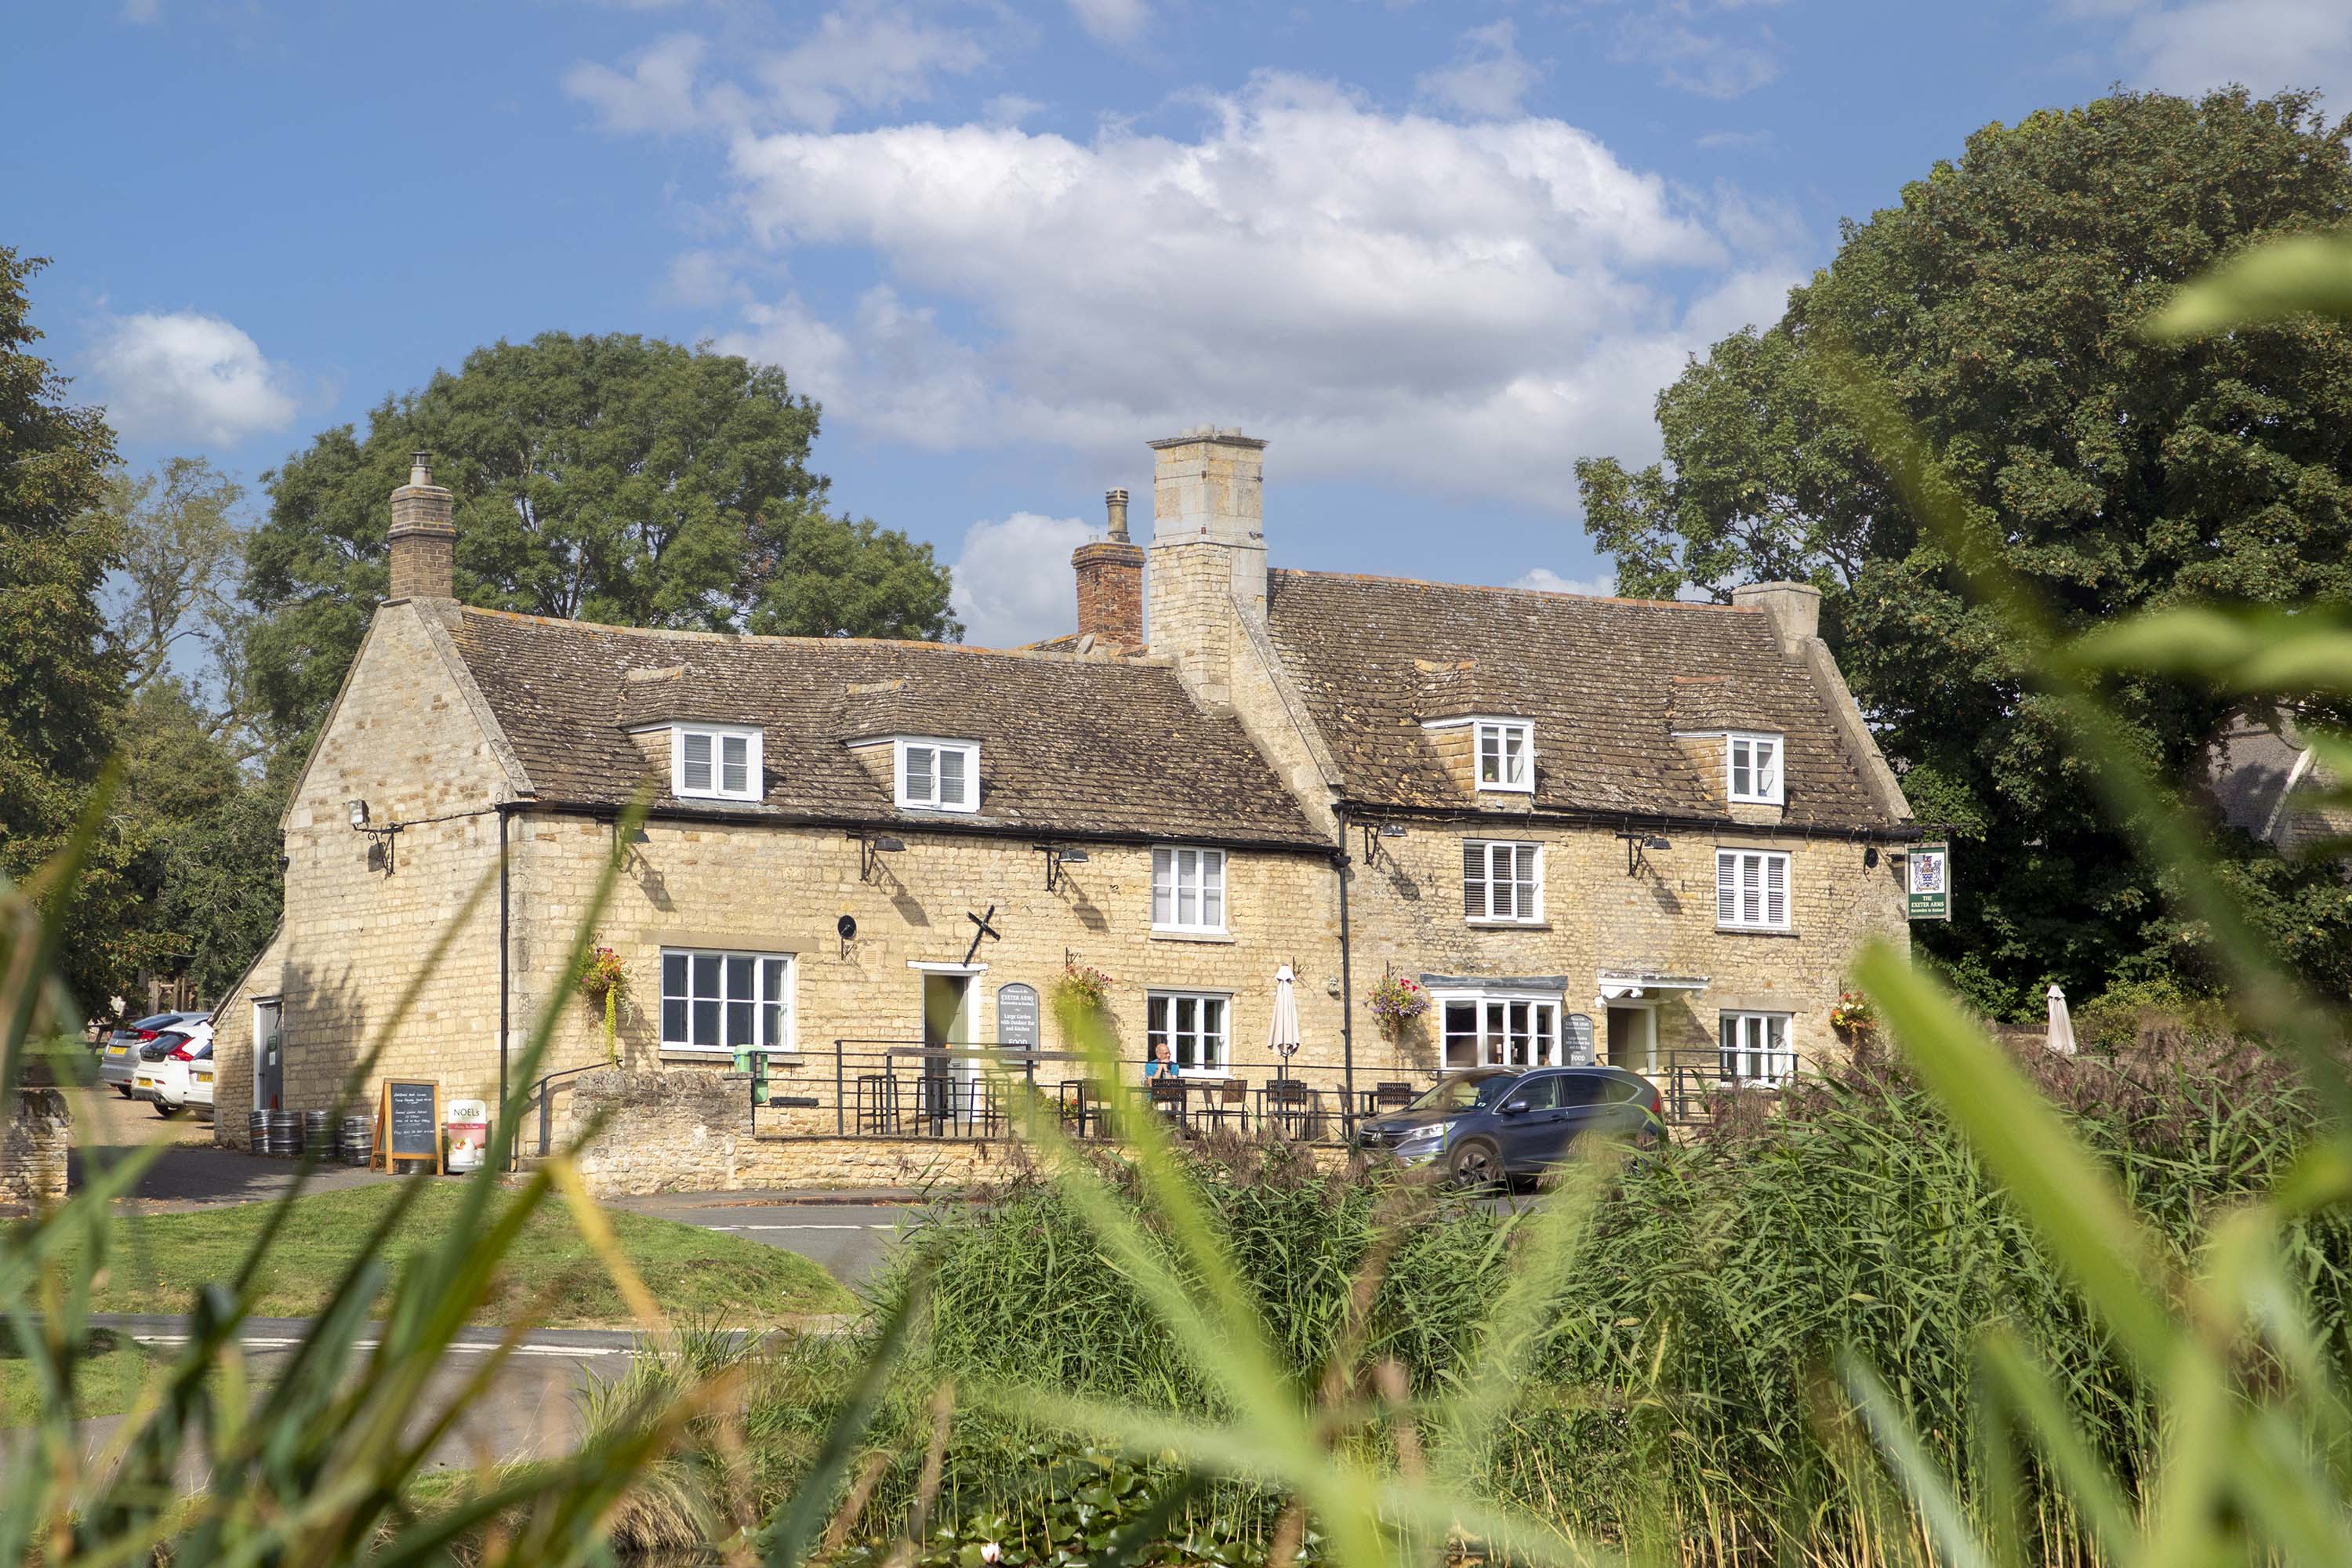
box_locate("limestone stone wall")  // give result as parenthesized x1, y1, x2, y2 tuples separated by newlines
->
(561, 1068, 1030, 1196)
(1, 1089, 70, 1214)
(214, 601, 514, 1141)
(511, 813, 1348, 1092)
(1346, 821, 1909, 1072)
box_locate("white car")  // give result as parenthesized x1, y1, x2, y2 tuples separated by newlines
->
(132, 1019, 215, 1117)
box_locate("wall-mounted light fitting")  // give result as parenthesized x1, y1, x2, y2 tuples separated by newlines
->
(347, 797, 405, 872)
(1617, 831, 1671, 877)
(1035, 843, 1090, 892)
(850, 831, 907, 881)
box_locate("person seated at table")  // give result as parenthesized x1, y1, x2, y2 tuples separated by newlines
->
(1145, 1042, 1179, 1080)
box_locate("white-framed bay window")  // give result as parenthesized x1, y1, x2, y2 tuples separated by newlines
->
(1727, 732, 1784, 805)
(1464, 840, 1542, 924)
(895, 738, 979, 813)
(1436, 992, 1562, 1071)
(1151, 846, 1226, 933)
(1719, 1011, 1793, 1085)
(1145, 992, 1229, 1073)
(1715, 848, 1790, 931)
(672, 724, 762, 802)
(660, 949, 794, 1055)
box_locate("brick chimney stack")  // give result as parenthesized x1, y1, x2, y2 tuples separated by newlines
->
(387, 450, 457, 601)
(1071, 487, 1145, 648)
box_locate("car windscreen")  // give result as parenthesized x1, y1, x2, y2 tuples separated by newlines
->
(1413, 1075, 1517, 1113)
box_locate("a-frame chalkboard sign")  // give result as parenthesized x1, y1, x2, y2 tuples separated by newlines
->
(376, 1079, 442, 1173)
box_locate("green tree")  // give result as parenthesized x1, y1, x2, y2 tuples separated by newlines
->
(1576, 88, 2352, 1016)
(241, 332, 958, 750)
(0, 248, 180, 1013)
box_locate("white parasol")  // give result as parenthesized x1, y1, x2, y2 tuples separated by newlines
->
(1267, 964, 1303, 1068)
(2046, 982, 2077, 1055)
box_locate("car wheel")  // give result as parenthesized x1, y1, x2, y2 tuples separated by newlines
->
(116, 1084, 133, 1098)
(1448, 1138, 1504, 1191)
(154, 1102, 182, 1119)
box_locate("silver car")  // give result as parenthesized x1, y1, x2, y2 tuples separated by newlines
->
(99, 1011, 208, 1095)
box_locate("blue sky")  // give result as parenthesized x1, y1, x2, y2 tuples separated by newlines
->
(9, 0, 2348, 646)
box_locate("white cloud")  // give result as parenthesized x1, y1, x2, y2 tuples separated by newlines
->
(565, 3, 986, 135)
(950, 511, 1096, 647)
(982, 93, 1044, 126)
(2092, 0, 2352, 102)
(1514, 567, 1620, 597)
(693, 71, 1795, 511)
(88, 310, 299, 446)
(1417, 20, 1542, 119)
(1613, 5, 1784, 100)
(1066, 0, 1149, 47)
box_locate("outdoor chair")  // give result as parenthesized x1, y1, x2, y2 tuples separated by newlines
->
(1262, 1078, 1317, 1140)
(1193, 1077, 1250, 1134)
(1363, 1080, 1416, 1116)
(855, 1073, 901, 1136)
(1147, 1075, 1189, 1131)
(1060, 1078, 1115, 1138)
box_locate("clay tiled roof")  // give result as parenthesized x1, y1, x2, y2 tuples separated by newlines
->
(1261, 570, 1900, 831)
(449, 609, 1325, 848)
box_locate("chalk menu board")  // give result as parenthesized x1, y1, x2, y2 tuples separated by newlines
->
(379, 1080, 441, 1171)
(996, 983, 1040, 1049)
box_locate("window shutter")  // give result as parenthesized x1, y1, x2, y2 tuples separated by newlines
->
(1765, 854, 1787, 927)
(682, 731, 713, 793)
(721, 735, 750, 794)
(907, 745, 935, 802)
(1463, 841, 1486, 919)
(1716, 851, 1737, 924)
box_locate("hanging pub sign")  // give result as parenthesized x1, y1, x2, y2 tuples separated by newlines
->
(1907, 841, 1951, 922)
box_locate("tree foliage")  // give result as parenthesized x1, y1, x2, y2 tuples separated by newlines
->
(1576, 88, 2352, 1015)
(241, 332, 958, 749)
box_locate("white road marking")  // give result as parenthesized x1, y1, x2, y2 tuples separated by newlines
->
(710, 1222, 900, 1231)
(130, 1334, 625, 1358)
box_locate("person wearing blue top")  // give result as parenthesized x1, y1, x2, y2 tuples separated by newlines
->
(1144, 1042, 1178, 1079)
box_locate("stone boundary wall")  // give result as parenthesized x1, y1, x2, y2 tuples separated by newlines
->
(2, 1089, 71, 1214)
(561, 1069, 1033, 1196)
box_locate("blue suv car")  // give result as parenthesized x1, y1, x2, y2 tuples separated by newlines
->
(1356, 1065, 1664, 1188)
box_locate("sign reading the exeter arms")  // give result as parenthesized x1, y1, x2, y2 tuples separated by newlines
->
(1907, 842, 1951, 922)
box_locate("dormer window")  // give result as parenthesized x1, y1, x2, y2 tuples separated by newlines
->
(1727, 732, 1783, 805)
(896, 737, 979, 813)
(1475, 720, 1534, 793)
(673, 724, 762, 801)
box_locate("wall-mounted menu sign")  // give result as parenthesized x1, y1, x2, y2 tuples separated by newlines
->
(996, 982, 1040, 1049)
(378, 1080, 441, 1171)
(1907, 843, 1951, 922)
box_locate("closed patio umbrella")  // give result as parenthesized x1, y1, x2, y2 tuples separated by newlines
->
(1267, 964, 1302, 1076)
(2046, 982, 2077, 1055)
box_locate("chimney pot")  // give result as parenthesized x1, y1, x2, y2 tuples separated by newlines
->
(1105, 488, 1131, 542)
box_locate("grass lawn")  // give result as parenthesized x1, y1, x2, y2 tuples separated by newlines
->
(63, 1181, 855, 1328)
(0, 1328, 162, 1425)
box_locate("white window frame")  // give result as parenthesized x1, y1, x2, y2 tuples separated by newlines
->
(672, 724, 763, 802)
(659, 948, 796, 1056)
(1145, 991, 1231, 1075)
(1719, 1011, 1793, 1086)
(1726, 731, 1784, 805)
(1150, 846, 1228, 933)
(1463, 839, 1543, 925)
(1474, 719, 1534, 793)
(1716, 848, 1791, 931)
(894, 737, 980, 813)
(1434, 990, 1562, 1073)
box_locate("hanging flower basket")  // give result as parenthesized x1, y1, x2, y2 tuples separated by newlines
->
(575, 944, 630, 1064)
(1829, 989, 1875, 1037)
(1369, 972, 1429, 1042)
(1053, 960, 1114, 1016)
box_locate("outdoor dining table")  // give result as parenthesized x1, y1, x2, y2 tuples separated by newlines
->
(1256, 1079, 1328, 1141)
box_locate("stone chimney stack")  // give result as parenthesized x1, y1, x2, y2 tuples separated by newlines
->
(387, 450, 457, 601)
(1071, 488, 1146, 648)
(1145, 427, 1269, 704)
(1731, 580, 1821, 657)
